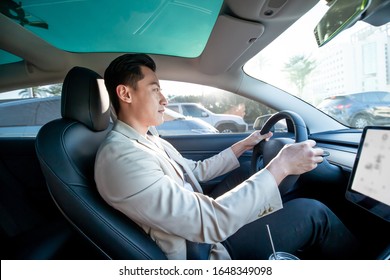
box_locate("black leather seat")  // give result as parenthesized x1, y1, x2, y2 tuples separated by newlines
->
(35, 66, 167, 259)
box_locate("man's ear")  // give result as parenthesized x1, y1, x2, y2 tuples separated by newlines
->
(116, 85, 132, 103)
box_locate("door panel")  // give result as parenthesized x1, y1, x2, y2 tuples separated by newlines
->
(0, 137, 103, 259)
(162, 133, 251, 192)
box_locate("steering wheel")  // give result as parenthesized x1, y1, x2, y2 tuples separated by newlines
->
(251, 110, 308, 199)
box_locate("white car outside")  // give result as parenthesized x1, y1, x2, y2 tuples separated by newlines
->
(167, 102, 248, 133)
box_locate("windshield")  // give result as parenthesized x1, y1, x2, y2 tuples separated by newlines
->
(244, 1, 390, 129)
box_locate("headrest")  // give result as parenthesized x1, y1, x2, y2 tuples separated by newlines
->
(61, 67, 110, 131)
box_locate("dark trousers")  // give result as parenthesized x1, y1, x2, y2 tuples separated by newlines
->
(208, 163, 365, 260)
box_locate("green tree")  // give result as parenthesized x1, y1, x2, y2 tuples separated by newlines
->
(19, 84, 62, 98)
(283, 55, 316, 98)
(42, 83, 62, 96)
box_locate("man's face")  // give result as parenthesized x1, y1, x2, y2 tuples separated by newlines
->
(128, 66, 167, 129)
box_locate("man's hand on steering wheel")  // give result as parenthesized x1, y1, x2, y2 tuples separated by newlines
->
(231, 130, 273, 158)
(250, 110, 317, 200)
(266, 139, 325, 186)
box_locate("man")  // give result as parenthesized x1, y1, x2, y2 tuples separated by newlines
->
(95, 53, 360, 260)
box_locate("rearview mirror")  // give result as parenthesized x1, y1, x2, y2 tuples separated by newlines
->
(314, 0, 371, 47)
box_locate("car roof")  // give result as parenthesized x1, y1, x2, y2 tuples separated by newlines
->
(322, 91, 390, 100)
(1, 0, 223, 59)
(167, 103, 203, 106)
(164, 107, 186, 119)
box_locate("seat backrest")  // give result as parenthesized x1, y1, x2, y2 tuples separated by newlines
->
(35, 66, 167, 259)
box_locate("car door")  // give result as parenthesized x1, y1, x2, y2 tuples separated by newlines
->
(370, 92, 390, 124)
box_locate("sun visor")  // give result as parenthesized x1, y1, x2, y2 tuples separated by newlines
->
(199, 15, 265, 75)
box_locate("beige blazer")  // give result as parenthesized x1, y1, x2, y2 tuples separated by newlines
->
(95, 120, 283, 260)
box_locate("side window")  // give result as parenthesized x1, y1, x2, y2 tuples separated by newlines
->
(182, 105, 205, 118)
(0, 84, 62, 137)
(158, 80, 280, 136)
(382, 93, 390, 102)
(167, 105, 180, 113)
(362, 93, 379, 103)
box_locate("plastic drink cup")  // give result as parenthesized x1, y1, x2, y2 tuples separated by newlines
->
(269, 252, 299, 260)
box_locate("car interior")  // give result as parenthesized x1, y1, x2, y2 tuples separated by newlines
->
(1, 0, 390, 260)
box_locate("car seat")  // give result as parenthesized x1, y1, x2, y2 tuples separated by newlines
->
(35, 66, 167, 259)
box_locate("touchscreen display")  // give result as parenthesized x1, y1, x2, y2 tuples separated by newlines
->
(346, 126, 390, 222)
(350, 128, 390, 206)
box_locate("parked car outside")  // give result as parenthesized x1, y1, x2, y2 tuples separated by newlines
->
(0, 96, 60, 136)
(253, 114, 288, 133)
(318, 91, 390, 128)
(167, 102, 248, 133)
(156, 108, 219, 136)
(0, 96, 217, 137)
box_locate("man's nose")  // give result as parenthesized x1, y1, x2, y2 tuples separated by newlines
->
(161, 93, 168, 105)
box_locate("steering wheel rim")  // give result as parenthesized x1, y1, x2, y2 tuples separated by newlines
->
(251, 110, 308, 200)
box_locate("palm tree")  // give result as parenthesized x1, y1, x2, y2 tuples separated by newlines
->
(18, 87, 39, 98)
(283, 55, 316, 98)
(18, 84, 62, 98)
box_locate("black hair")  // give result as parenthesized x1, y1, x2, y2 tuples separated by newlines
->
(104, 53, 156, 114)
